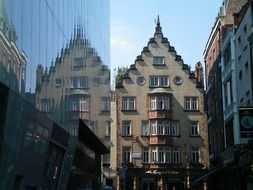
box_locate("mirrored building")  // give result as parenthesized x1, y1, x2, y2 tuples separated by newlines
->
(0, 0, 111, 189)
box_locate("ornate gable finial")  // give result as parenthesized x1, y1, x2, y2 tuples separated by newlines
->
(155, 15, 162, 34)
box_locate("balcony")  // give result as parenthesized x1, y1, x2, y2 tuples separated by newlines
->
(149, 110, 172, 119)
(149, 136, 173, 145)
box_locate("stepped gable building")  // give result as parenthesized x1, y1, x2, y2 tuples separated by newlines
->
(114, 16, 208, 190)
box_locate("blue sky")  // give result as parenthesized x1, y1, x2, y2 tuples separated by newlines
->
(110, 0, 222, 78)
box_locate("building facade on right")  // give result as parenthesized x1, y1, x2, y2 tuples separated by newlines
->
(202, 0, 253, 189)
(113, 17, 209, 190)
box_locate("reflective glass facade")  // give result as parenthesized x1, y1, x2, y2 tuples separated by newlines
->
(0, 0, 110, 92)
(0, 0, 110, 189)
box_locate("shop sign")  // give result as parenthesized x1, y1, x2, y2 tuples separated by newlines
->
(239, 107, 253, 138)
(132, 152, 142, 159)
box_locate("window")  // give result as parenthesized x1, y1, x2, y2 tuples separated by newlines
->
(72, 57, 84, 69)
(102, 154, 110, 164)
(244, 24, 247, 33)
(158, 147, 165, 163)
(171, 121, 179, 136)
(172, 148, 180, 163)
(150, 96, 170, 110)
(143, 149, 149, 163)
(223, 43, 231, 65)
(122, 121, 131, 136)
(55, 78, 62, 87)
(150, 146, 178, 163)
(141, 121, 149, 136)
(158, 121, 165, 135)
(190, 121, 199, 136)
(123, 147, 131, 163)
(122, 97, 136, 111)
(153, 57, 165, 65)
(105, 122, 111, 137)
(149, 76, 169, 87)
(224, 79, 233, 108)
(41, 98, 53, 112)
(101, 97, 110, 111)
(69, 97, 88, 111)
(165, 147, 171, 163)
(70, 77, 88, 88)
(184, 97, 198, 111)
(151, 147, 157, 162)
(150, 120, 179, 136)
(245, 61, 249, 69)
(239, 70, 242, 80)
(151, 97, 156, 110)
(151, 122, 157, 135)
(79, 97, 88, 111)
(191, 147, 200, 163)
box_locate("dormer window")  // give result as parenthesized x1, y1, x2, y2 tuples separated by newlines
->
(153, 57, 165, 65)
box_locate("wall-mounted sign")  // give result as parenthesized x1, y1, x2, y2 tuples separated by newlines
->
(132, 152, 142, 159)
(239, 107, 253, 138)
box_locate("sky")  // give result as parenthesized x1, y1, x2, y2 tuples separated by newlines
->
(110, 0, 223, 81)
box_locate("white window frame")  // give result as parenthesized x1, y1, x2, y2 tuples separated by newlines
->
(151, 121, 157, 135)
(143, 149, 149, 163)
(122, 121, 131, 136)
(154, 57, 165, 65)
(150, 96, 170, 110)
(105, 122, 111, 137)
(151, 147, 157, 162)
(72, 57, 84, 69)
(165, 147, 171, 163)
(165, 121, 170, 135)
(184, 97, 198, 111)
(122, 97, 136, 111)
(150, 97, 156, 110)
(158, 147, 165, 163)
(171, 121, 179, 136)
(70, 77, 88, 88)
(101, 97, 110, 111)
(149, 76, 169, 87)
(157, 121, 164, 135)
(191, 147, 200, 163)
(123, 147, 131, 163)
(172, 148, 180, 163)
(190, 121, 199, 136)
(141, 121, 150, 136)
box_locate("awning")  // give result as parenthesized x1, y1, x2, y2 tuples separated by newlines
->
(191, 166, 222, 186)
(149, 88, 173, 94)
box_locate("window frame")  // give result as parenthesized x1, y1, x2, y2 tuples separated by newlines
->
(122, 121, 132, 136)
(149, 76, 169, 87)
(150, 96, 170, 110)
(191, 147, 200, 163)
(184, 96, 199, 111)
(190, 121, 199, 136)
(153, 56, 165, 65)
(122, 96, 136, 111)
(143, 149, 149, 163)
(122, 147, 131, 163)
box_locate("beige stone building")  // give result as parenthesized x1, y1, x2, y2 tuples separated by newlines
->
(114, 17, 208, 190)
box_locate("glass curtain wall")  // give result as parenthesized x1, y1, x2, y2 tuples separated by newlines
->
(0, 0, 110, 189)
